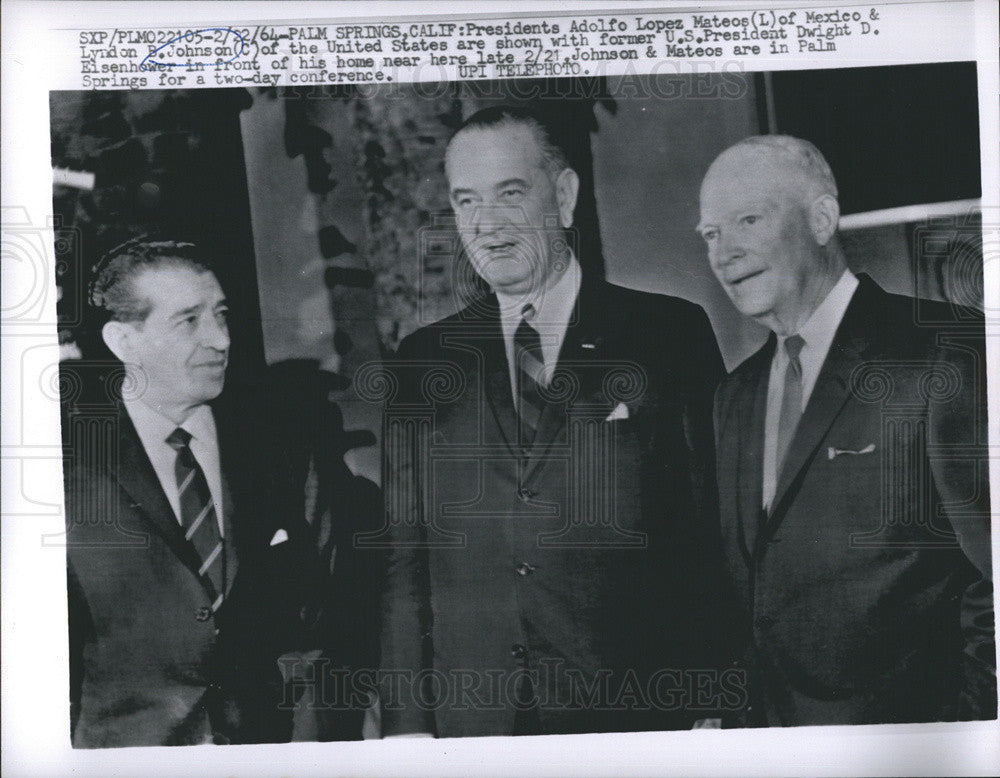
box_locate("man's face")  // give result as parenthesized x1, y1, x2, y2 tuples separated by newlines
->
(698, 148, 823, 324)
(446, 124, 573, 297)
(118, 265, 230, 413)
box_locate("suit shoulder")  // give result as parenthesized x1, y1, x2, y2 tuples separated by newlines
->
(858, 281, 985, 352)
(718, 338, 771, 394)
(395, 301, 492, 360)
(602, 284, 714, 338)
(604, 283, 706, 316)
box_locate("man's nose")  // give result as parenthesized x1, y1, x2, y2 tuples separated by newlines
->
(714, 230, 744, 266)
(202, 317, 230, 352)
(470, 204, 523, 235)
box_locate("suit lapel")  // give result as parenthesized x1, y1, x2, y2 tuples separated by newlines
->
(733, 339, 772, 562)
(113, 407, 209, 583)
(213, 400, 243, 598)
(480, 307, 521, 457)
(764, 281, 874, 530)
(522, 281, 614, 483)
(218, 469, 240, 598)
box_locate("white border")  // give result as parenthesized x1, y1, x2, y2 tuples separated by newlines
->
(3, 2, 998, 776)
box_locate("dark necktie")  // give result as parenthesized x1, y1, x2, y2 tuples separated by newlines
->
(775, 334, 806, 478)
(513, 307, 546, 450)
(166, 427, 224, 609)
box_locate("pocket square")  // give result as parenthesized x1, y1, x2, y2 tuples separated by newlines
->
(269, 528, 289, 546)
(828, 443, 875, 460)
(605, 402, 630, 422)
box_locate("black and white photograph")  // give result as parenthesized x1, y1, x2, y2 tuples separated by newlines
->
(3, 1, 999, 776)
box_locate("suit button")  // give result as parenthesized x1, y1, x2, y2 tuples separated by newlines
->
(516, 487, 536, 503)
(195, 606, 212, 622)
(510, 643, 527, 660)
(516, 562, 535, 577)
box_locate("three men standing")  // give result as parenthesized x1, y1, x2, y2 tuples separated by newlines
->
(65, 122, 994, 746)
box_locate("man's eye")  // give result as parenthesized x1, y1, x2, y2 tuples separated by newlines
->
(741, 215, 759, 225)
(179, 315, 197, 327)
(701, 229, 718, 242)
(500, 187, 525, 201)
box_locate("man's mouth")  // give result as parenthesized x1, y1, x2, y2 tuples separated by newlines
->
(726, 268, 766, 287)
(482, 237, 518, 253)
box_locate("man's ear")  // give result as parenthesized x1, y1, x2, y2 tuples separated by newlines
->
(554, 167, 580, 229)
(809, 194, 840, 246)
(102, 320, 134, 363)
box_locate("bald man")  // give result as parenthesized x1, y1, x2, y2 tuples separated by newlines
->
(700, 136, 995, 726)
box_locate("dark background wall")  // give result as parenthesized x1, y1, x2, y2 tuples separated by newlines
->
(50, 89, 265, 389)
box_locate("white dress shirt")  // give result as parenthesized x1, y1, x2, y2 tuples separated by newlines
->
(762, 270, 859, 510)
(124, 398, 226, 534)
(496, 254, 582, 399)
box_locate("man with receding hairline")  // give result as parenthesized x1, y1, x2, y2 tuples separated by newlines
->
(379, 106, 731, 737)
(700, 136, 995, 726)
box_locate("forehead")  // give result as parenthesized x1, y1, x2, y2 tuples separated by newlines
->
(446, 125, 544, 187)
(132, 265, 223, 315)
(700, 147, 802, 216)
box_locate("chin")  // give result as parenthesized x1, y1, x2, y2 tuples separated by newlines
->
(728, 286, 775, 320)
(195, 381, 225, 403)
(490, 277, 535, 296)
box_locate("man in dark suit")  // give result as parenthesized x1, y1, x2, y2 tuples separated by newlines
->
(700, 135, 995, 726)
(377, 106, 730, 738)
(65, 240, 320, 747)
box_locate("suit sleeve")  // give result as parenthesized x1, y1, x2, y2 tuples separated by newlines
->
(928, 334, 995, 719)
(677, 306, 744, 714)
(378, 335, 437, 736)
(66, 559, 92, 742)
(683, 306, 726, 522)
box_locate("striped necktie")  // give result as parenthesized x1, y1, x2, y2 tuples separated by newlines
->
(514, 306, 546, 450)
(166, 427, 224, 610)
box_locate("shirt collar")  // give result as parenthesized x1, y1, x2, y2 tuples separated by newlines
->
(782, 269, 858, 355)
(124, 397, 216, 446)
(496, 253, 582, 338)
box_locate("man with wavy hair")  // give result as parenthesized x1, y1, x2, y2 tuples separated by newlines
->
(65, 239, 315, 746)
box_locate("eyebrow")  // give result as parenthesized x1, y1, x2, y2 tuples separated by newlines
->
(168, 303, 205, 320)
(450, 178, 532, 198)
(167, 298, 227, 320)
(494, 177, 530, 190)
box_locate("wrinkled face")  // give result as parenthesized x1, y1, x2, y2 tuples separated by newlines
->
(698, 148, 823, 323)
(446, 125, 572, 297)
(121, 265, 230, 411)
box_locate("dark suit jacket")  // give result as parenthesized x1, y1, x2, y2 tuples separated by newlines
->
(65, 387, 320, 747)
(378, 280, 729, 737)
(714, 275, 995, 726)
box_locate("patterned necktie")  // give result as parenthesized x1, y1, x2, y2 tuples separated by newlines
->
(775, 334, 806, 478)
(166, 427, 224, 609)
(514, 306, 546, 450)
